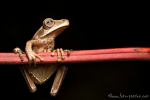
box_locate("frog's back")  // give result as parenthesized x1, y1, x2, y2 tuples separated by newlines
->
(24, 64, 59, 84)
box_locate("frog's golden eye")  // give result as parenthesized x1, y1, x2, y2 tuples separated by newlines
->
(43, 18, 55, 29)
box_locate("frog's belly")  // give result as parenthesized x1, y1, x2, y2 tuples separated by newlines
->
(25, 64, 59, 84)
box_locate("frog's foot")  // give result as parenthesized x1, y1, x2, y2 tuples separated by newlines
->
(20, 66, 37, 93)
(50, 66, 68, 96)
(13, 47, 25, 61)
(25, 49, 43, 67)
(51, 48, 72, 62)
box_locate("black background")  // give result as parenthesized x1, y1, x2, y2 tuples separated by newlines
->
(0, 1, 150, 100)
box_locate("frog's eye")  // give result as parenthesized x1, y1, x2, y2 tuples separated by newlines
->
(43, 18, 55, 29)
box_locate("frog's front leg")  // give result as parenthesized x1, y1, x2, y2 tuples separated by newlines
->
(26, 39, 44, 66)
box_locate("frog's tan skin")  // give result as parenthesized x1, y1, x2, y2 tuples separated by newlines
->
(13, 18, 70, 96)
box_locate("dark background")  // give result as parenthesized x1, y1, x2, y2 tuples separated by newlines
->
(0, 1, 150, 100)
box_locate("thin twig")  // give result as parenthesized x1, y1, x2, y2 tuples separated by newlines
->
(0, 47, 150, 65)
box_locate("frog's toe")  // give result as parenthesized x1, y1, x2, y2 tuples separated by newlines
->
(33, 52, 44, 61)
(51, 50, 56, 57)
(64, 49, 73, 55)
(57, 48, 62, 61)
(13, 47, 24, 61)
(27, 54, 35, 66)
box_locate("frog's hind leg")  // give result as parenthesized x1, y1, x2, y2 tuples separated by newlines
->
(50, 66, 68, 96)
(20, 66, 37, 93)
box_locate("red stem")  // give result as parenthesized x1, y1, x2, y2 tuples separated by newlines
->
(0, 47, 150, 65)
(32, 47, 150, 56)
(1, 47, 150, 56)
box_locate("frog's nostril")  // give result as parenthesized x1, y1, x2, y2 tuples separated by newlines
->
(63, 19, 69, 25)
(61, 19, 66, 21)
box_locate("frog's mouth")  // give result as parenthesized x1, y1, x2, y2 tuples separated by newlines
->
(53, 26, 68, 37)
(43, 26, 68, 38)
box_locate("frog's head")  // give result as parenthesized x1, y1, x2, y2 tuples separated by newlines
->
(40, 18, 69, 38)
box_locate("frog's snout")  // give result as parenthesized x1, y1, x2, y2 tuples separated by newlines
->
(62, 19, 69, 26)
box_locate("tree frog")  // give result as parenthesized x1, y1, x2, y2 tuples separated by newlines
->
(13, 18, 70, 96)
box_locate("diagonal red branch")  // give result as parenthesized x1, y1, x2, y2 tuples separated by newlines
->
(0, 47, 150, 65)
